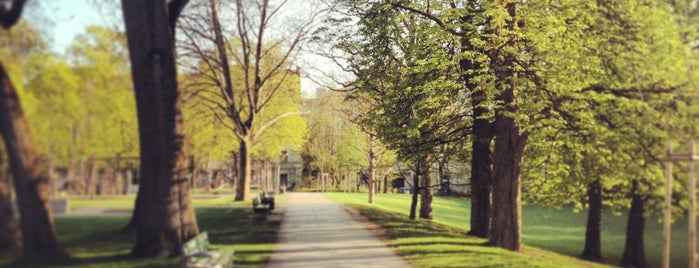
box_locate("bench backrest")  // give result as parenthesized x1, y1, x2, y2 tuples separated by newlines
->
(182, 232, 210, 255)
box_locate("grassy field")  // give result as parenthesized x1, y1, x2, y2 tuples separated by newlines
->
(325, 192, 689, 267)
(1, 194, 284, 268)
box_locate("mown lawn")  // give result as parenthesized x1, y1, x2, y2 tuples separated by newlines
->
(1, 194, 284, 268)
(325, 192, 689, 267)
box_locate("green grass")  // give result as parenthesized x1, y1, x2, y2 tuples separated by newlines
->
(325, 192, 689, 267)
(1, 195, 284, 268)
(67, 193, 239, 211)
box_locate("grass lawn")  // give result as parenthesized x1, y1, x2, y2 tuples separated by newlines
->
(325, 192, 689, 267)
(1, 194, 284, 268)
(67, 192, 240, 211)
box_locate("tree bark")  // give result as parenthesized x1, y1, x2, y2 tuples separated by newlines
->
(620, 180, 647, 267)
(418, 155, 433, 220)
(122, 0, 198, 258)
(490, 113, 527, 251)
(85, 156, 97, 198)
(488, 2, 527, 252)
(460, 7, 495, 239)
(383, 175, 388, 194)
(368, 138, 375, 204)
(409, 165, 419, 220)
(469, 101, 494, 238)
(0, 151, 19, 251)
(0, 63, 68, 261)
(235, 140, 252, 201)
(581, 179, 603, 260)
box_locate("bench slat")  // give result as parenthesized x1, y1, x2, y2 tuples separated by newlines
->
(182, 232, 234, 268)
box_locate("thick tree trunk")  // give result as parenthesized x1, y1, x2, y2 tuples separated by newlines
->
(418, 155, 433, 220)
(469, 110, 493, 238)
(488, 2, 526, 252)
(460, 16, 495, 238)
(581, 180, 603, 260)
(620, 180, 647, 267)
(0, 152, 19, 251)
(0, 63, 68, 261)
(122, 0, 199, 258)
(490, 113, 527, 251)
(235, 140, 252, 201)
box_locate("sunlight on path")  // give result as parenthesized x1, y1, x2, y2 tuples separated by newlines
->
(267, 192, 411, 268)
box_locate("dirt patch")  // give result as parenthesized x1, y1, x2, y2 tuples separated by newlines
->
(342, 206, 392, 242)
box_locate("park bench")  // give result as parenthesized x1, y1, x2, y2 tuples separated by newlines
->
(260, 191, 275, 210)
(181, 232, 234, 268)
(252, 192, 275, 220)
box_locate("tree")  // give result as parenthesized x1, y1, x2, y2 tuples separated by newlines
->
(178, 0, 325, 201)
(0, 19, 45, 254)
(520, 0, 685, 262)
(0, 0, 68, 261)
(121, 0, 200, 258)
(327, 2, 469, 220)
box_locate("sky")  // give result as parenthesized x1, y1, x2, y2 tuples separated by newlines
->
(35, 0, 106, 53)
(29, 0, 333, 98)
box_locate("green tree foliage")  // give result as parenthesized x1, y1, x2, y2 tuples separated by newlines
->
(66, 26, 138, 158)
(179, 0, 314, 200)
(326, 1, 470, 219)
(327, 0, 690, 255)
(16, 25, 138, 164)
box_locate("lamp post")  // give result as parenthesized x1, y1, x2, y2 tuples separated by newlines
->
(662, 141, 698, 268)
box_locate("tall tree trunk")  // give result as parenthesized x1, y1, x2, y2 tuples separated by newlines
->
(460, 15, 495, 239)
(0, 150, 19, 251)
(490, 112, 527, 251)
(122, 0, 199, 257)
(235, 140, 252, 201)
(620, 180, 647, 267)
(85, 156, 97, 198)
(368, 138, 376, 204)
(0, 63, 68, 261)
(581, 179, 603, 260)
(469, 116, 493, 237)
(418, 155, 433, 220)
(383, 175, 388, 194)
(489, 2, 526, 251)
(409, 164, 419, 220)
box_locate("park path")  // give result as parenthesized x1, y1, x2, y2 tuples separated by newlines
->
(267, 192, 411, 268)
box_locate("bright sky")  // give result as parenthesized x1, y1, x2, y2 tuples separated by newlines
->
(31, 0, 326, 97)
(36, 0, 106, 54)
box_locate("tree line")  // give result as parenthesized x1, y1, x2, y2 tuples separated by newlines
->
(314, 0, 697, 267)
(0, 0, 314, 262)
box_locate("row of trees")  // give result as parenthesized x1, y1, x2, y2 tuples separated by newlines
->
(0, 0, 313, 262)
(316, 0, 697, 267)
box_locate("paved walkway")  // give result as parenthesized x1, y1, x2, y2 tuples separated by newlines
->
(267, 192, 411, 268)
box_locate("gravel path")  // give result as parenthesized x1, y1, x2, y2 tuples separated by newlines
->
(267, 192, 411, 268)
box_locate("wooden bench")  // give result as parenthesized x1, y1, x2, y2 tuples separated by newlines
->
(252, 197, 271, 220)
(181, 232, 234, 268)
(260, 192, 275, 210)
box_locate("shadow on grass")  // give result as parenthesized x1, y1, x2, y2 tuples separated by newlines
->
(345, 204, 605, 268)
(0, 207, 281, 268)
